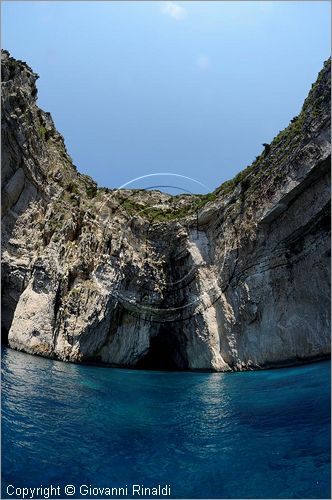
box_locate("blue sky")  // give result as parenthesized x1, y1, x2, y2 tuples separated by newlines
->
(2, 1, 330, 193)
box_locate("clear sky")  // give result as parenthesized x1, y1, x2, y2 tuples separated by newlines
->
(2, 1, 330, 193)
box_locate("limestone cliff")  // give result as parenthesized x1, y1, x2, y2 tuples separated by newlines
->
(2, 50, 330, 371)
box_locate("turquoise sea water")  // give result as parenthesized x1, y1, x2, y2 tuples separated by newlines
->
(1, 348, 330, 499)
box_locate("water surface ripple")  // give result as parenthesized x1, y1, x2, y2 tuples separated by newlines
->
(1, 348, 330, 498)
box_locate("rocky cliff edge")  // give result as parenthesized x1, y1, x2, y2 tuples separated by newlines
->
(2, 50, 331, 370)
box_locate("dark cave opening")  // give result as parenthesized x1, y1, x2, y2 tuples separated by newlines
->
(1, 327, 9, 346)
(136, 326, 188, 371)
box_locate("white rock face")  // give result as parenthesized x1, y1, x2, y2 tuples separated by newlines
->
(1, 51, 331, 371)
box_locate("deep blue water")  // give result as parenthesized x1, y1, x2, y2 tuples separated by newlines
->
(1, 348, 330, 499)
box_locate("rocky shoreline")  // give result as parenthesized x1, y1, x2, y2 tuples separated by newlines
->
(2, 50, 330, 371)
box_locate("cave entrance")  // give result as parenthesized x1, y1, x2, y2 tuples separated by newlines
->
(136, 326, 188, 371)
(1, 327, 9, 346)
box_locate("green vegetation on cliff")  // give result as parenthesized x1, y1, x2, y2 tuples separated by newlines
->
(3, 51, 329, 224)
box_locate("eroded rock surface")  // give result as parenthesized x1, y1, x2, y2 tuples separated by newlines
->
(2, 50, 330, 370)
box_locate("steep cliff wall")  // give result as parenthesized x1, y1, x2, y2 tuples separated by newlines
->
(2, 50, 330, 370)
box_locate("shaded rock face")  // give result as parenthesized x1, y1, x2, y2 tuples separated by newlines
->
(1, 50, 331, 371)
